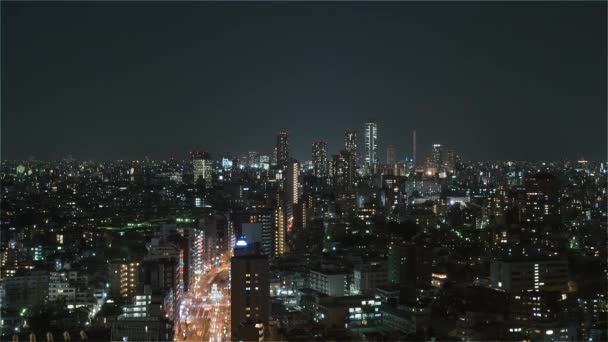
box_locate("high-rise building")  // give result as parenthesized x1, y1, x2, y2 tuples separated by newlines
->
(312, 141, 328, 179)
(276, 132, 289, 169)
(431, 144, 444, 171)
(364, 122, 378, 172)
(231, 238, 269, 342)
(109, 261, 140, 301)
(285, 160, 300, 228)
(249, 210, 274, 256)
(332, 150, 355, 189)
(191, 150, 213, 187)
(274, 193, 287, 257)
(345, 130, 357, 156)
(521, 172, 561, 226)
(386, 144, 396, 165)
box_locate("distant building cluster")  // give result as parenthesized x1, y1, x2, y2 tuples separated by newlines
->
(1, 122, 606, 341)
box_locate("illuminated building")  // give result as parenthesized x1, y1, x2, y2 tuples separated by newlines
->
(312, 141, 328, 179)
(259, 155, 270, 170)
(430, 143, 444, 172)
(364, 122, 378, 172)
(191, 150, 213, 187)
(285, 159, 300, 227)
(248, 151, 261, 168)
(109, 261, 140, 301)
(222, 157, 233, 170)
(332, 150, 355, 189)
(490, 258, 569, 292)
(352, 262, 389, 295)
(344, 130, 357, 165)
(249, 210, 274, 256)
(521, 172, 560, 226)
(309, 269, 348, 296)
(231, 238, 269, 342)
(274, 198, 287, 257)
(276, 132, 289, 169)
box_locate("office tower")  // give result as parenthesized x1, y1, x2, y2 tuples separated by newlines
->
(412, 130, 417, 168)
(332, 150, 355, 189)
(231, 238, 269, 342)
(191, 150, 213, 187)
(345, 130, 357, 156)
(522, 172, 560, 226)
(276, 131, 289, 169)
(285, 159, 300, 227)
(274, 193, 287, 257)
(271, 147, 278, 166)
(386, 144, 396, 165)
(189, 227, 205, 279)
(429, 143, 446, 172)
(249, 209, 274, 256)
(312, 141, 328, 179)
(364, 122, 378, 172)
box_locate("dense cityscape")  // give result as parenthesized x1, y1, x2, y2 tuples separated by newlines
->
(1, 123, 606, 341)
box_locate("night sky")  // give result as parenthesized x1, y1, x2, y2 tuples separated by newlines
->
(2, 2, 606, 161)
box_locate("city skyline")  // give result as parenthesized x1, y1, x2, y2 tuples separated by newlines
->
(2, 2, 607, 342)
(2, 2, 606, 161)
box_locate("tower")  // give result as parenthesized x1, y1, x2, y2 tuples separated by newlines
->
(311, 141, 328, 179)
(274, 193, 287, 257)
(364, 122, 378, 172)
(276, 132, 289, 170)
(345, 130, 357, 154)
(191, 150, 213, 187)
(285, 159, 300, 228)
(332, 150, 355, 190)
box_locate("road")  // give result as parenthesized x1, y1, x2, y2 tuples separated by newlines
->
(176, 258, 231, 342)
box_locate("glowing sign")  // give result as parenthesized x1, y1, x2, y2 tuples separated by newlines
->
(235, 239, 248, 247)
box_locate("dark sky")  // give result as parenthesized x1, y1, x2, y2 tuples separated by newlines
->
(2, 2, 606, 161)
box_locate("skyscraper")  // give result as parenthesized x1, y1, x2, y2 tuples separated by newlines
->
(191, 150, 213, 187)
(431, 143, 445, 171)
(332, 150, 355, 189)
(274, 193, 287, 257)
(386, 144, 396, 165)
(364, 122, 378, 172)
(231, 238, 269, 342)
(276, 132, 289, 169)
(312, 141, 328, 179)
(285, 160, 300, 226)
(345, 130, 357, 155)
